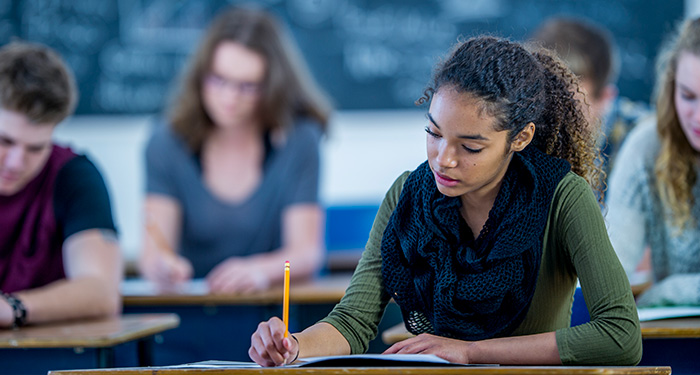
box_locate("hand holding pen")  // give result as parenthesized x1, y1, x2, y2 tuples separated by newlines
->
(142, 216, 193, 289)
(249, 261, 298, 366)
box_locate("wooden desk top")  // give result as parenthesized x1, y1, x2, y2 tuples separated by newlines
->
(383, 317, 700, 344)
(48, 366, 671, 375)
(0, 313, 179, 349)
(640, 317, 700, 338)
(122, 274, 351, 306)
(119, 276, 642, 307)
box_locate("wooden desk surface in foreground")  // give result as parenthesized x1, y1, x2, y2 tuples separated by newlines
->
(49, 365, 671, 375)
(123, 274, 352, 306)
(0, 313, 179, 348)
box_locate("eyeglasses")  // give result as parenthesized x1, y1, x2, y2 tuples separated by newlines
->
(204, 73, 262, 96)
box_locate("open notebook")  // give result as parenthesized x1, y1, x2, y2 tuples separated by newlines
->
(162, 354, 496, 368)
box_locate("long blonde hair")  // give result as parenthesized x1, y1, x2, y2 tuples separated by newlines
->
(169, 6, 332, 152)
(654, 17, 700, 229)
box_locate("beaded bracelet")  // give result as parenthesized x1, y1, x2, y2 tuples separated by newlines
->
(1, 292, 27, 329)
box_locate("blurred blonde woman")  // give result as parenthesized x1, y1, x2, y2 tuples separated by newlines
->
(607, 17, 700, 307)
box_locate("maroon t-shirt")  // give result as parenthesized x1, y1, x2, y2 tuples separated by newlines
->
(0, 145, 116, 293)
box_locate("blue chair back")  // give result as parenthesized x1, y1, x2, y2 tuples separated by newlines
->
(571, 287, 591, 326)
(325, 205, 379, 251)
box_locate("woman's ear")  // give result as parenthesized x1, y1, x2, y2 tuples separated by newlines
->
(511, 122, 535, 152)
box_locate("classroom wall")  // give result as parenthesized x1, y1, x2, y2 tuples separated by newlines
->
(688, 0, 700, 17)
(52, 110, 427, 261)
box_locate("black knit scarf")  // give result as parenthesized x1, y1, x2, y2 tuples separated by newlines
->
(380, 146, 571, 341)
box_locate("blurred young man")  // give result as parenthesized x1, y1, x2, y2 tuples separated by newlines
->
(531, 17, 651, 176)
(0, 42, 122, 328)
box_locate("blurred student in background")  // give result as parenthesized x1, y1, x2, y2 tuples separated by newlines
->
(531, 17, 651, 178)
(139, 6, 331, 293)
(0, 42, 122, 328)
(606, 17, 700, 307)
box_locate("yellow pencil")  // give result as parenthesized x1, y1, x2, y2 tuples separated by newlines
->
(283, 261, 290, 338)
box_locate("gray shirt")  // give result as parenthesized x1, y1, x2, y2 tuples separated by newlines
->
(145, 119, 322, 277)
(606, 119, 700, 307)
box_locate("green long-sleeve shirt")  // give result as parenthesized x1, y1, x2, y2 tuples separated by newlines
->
(320, 171, 642, 365)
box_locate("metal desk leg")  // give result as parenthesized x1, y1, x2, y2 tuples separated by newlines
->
(97, 347, 115, 368)
(137, 337, 154, 366)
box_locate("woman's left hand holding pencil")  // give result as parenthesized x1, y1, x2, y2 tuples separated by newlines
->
(249, 316, 299, 366)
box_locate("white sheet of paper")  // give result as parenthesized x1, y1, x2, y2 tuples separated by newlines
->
(157, 360, 261, 369)
(120, 278, 209, 296)
(153, 354, 496, 369)
(638, 306, 700, 322)
(155, 355, 447, 369)
(295, 353, 451, 365)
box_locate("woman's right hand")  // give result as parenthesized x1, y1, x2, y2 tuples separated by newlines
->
(249, 317, 298, 366)
(140, 252, 193, 290)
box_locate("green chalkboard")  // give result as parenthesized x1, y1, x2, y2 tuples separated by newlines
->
(0, 0, 683, 114)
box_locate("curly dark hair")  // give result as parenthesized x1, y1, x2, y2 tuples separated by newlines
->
(418, 36, 604, 198)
